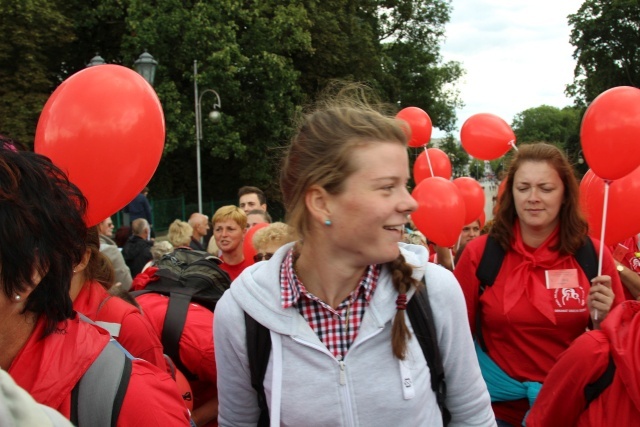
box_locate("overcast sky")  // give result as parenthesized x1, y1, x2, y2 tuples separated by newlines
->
(433, 0, 585, 137)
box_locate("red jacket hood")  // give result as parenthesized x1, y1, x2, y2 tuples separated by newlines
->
(601, 300, 640, 410)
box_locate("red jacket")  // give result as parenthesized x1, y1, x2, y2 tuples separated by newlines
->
(454, 230, 625, 425)
(528, 301, 640, 426)
(74, 280, 166, 370)
(9, 316, 190, 426)
(136, 293, 217, 427)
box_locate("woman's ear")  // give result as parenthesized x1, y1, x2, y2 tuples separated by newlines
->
(73, 248, 92, 274)
(305, 185, 331, 225)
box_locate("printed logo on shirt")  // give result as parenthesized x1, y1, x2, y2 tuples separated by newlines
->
(629, 257, 640, 273)
(553, 287, 586, 313)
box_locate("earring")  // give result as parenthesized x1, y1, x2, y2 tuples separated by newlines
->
(73, 269, 77, 273)
(14, 294, 21, 301)
(324, 219, 332, 226)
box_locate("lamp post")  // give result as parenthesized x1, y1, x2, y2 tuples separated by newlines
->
(134, 50, 158, 86)
(87, 53, 106, 67)
(194, 60, 222, 214)
(86, 51, 158, 86)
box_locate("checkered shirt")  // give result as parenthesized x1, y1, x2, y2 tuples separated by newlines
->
(280, 248, 379, 360)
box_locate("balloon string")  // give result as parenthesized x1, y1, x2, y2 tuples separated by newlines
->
(450, 248, 455, 270)
(424, 146, 434, 178)
(595, 179, 611, 321)
(508, 140, 518, 151)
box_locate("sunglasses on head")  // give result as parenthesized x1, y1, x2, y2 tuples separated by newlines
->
(253, 252, 274, 262)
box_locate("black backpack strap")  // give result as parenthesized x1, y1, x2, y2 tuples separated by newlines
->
(245, 311, 271, 427)
(475, 235, 505, 291)
(162, 290, 198, 381)
(575, 236, 598, 283)
(474, 235, 505, 353)
(407, 280, 451, 426)
(584, 355, 616, 407)
(71, 340, 132, 427)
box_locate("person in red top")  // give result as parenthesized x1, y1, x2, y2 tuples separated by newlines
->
(609, 236, 640, 300)
(0, 148, 190, 426)
(527, 299, 640, 426)
(135, 289, 218, 427)
(454, 143, 625, 426)
(71, 226, 167, 370)
(212, 205, 253, 281)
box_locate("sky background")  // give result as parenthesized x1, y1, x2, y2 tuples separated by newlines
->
(433, 0, 585, 138)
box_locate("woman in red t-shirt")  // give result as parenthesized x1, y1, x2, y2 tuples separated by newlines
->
(70, 226, 167, 370)
(454, 143, 625, 426)
(212, 205, 253, 281)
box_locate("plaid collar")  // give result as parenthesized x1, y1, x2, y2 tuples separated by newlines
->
(280, 247, 379, 310)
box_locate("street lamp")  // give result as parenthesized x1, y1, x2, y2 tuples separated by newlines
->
(87, 53, 106, 67)
(194, 60, 222, 214)
(86, 51, 158, 87)
(134, 50, 158, 86)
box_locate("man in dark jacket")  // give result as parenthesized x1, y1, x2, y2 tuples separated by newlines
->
(122, 218, 153, 277)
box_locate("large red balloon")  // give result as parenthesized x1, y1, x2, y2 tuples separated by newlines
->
(411, 177, 466, 247)
(35, 65, 165, 227)
(460, 113, 516, 160)
(453, 177, 485, 225)
(580, 86, 640, 180)
(413, 148, 452, 183)
(580, 167, 640, 246)
(243, 222, 270, 264)
(396, 107, 433, 148)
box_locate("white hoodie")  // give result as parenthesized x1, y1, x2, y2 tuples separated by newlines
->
(214, 242, 495, 427)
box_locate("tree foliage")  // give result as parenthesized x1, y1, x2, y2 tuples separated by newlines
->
(511, 105, 581, 147)
(567, 0, 640, 105)
(437, 134, 469, 178)
(0, 0, 463, 209)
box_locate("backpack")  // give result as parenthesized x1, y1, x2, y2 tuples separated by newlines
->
(71, 315, 133, 427)
(132, 248, 231, 380)
(245, 278, 451, 427)
(474, 235, 598, 352)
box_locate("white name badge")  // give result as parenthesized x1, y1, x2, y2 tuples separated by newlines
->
(545, 269, 580, 289)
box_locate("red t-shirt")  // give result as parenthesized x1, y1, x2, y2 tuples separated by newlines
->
(9, 316, 190, 426)
(135, 293, 217, 426)
(73, 280, 166, 370)
(454, 232, 625, 425)
(219, 256, 253, 281)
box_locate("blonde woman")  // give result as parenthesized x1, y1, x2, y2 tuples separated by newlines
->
(214, 87, 493, 426)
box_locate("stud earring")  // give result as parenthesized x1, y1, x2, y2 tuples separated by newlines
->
(14, 294, 21, 301)
(324, 219, 332, 226)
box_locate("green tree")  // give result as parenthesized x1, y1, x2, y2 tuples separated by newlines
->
(567, 0, 640, 105)
(511, 105, 581, 148)
(438, 134, 469, 177)
(0, 0, 464, 211)
(0, 0, 75, 146)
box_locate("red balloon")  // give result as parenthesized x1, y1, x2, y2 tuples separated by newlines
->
(453, 177, 485, 225)
(35, 65, 165, 227)
(580, 86, 640, 180)
(460, 113, 516, 160)
(580, 167, 640, 245)
(413, 148, 452, 183)
(243, 222, 270, 263)
(396, 107, 433, 148)
(411, 177, 466, 247)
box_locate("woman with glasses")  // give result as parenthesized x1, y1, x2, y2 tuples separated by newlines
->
(252, 222, 296, 263)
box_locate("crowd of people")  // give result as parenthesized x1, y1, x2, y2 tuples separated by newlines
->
(2, 84, 640, 427)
